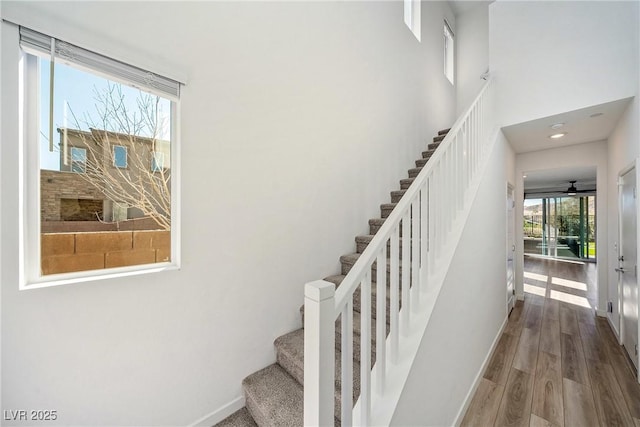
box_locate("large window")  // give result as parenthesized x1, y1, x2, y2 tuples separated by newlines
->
(20, 26, 181, 285)
(523, 196, 596, 261)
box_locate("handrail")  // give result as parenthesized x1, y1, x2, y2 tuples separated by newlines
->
(333, 79, 493, 312)
(304, 78, 495, 426)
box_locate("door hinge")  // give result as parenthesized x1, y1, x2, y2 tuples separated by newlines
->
(513, 289, 516, 296)
(608, 301, 613, 313)
(635, 344, 638, 356)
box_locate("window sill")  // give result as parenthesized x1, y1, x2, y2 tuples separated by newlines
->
(20, 261, 180, 290)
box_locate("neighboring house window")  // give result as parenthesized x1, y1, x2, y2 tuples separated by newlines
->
(113, 145, 127, 168)
(70, 147, 86, 173)
(151, 152, 165, 172)
(404, 0, 421, 41)
(19, 26, 182, 287)
(444, 20, 455, 84)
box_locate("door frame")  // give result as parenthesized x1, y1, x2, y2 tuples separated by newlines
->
(507, 183, 515, 314)
(617, 158, 640, 381)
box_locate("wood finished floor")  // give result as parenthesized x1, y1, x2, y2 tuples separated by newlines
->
(461, 256, 640, 427)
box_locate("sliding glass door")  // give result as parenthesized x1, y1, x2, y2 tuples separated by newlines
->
(523, 196, 596, 261)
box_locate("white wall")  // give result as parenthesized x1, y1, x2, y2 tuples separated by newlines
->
(490, 1, 639, 127)
(514, 141, 609, 314)
(0, 1, 457, 425)
(391, 131, 510, 426)
(455, 3, 489, 116)
(607, 97, 640, 336)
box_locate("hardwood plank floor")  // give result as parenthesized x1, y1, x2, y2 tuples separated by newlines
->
(462, 256, 640, 427)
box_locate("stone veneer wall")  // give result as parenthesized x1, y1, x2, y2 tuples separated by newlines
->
(41, 230, 170, 275)
(41, 170, 105, 221)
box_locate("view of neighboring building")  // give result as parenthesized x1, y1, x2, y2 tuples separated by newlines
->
(41, 127, 170, 231)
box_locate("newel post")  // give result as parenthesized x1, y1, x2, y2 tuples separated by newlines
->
(304, 280, 335, 427)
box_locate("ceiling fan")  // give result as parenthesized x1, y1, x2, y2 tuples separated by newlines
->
(564, 180, 594, 196)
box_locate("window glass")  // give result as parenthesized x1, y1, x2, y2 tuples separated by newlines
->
(113, 145, 127, 168)
(35, 57, 173, 277)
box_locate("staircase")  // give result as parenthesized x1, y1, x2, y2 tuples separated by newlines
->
(216, 128, 450, 427)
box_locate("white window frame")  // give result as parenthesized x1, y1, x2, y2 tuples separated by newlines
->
(444, 20, 455, 85)
(14, 24, 183, 289)
(112, 144, 128, 168)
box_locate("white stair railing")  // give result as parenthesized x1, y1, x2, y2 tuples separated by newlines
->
(304, 79, 495, 426)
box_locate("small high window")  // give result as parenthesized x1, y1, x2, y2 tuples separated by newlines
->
(113, 145, 128, 168)
(444, 20, 455, 84)
(404, 0, 421, 41)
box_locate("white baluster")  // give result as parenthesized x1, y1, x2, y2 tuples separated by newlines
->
(390, 226, 400, 363)
(360, 273, 371, 426)
(420, 184, 429, 292)
(341, 299, 353, 426)
(401, 211, 410, 334)
(376, 245, 386, 394)
(304, 280, 336, 427)
(411, 198, 420, 312)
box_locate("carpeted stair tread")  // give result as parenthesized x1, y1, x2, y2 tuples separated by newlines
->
(415, 158, 429, 168)
(433, 134, 446, 143)
(428, 141, 441, 150)
(243, 364, 303, 427)
(390, 190, 406, 203)
(368, 218, 386, 234)
(408, 167, 423, 178)
(400, 178, 414, 190)
(355, 234, 407, 256)
(274, 329, 362, 421)
(215, 407, 257, 427)
(422, 149, 436, 159)
(380, 203, 397, 218)
(340, 252, 403, 275)
(438, 128, 451, 135)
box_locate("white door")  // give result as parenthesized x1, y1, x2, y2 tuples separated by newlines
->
(619, 166, 638, 372)
(507, 185, 515, 314)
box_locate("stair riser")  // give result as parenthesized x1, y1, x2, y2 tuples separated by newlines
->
(381, 206, 394, 218)
(244, 391, 271, 427)
(438, 128, 451, 135)
(428, 142, 440, 150)
(433, 135, 445, 143)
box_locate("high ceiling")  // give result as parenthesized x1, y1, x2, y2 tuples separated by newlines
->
(503, 98, 632, 154)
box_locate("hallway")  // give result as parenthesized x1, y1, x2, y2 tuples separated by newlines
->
(461, 256, 640, 426)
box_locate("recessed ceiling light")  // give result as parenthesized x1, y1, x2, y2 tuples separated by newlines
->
(550, 123, 565, 130)
(549, 133, 567, 139)
(590, 112, 603, 118)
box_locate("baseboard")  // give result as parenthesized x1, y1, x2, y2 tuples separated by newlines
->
(596, 309, 607, 318)
(189, 396, 244, 427)
(452, 314, 508, 426)
(606, 312, 622, 343)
